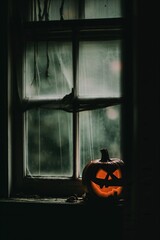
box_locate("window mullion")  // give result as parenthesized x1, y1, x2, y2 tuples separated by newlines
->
(78, 0, 85, 19)
(72, 29, 79, 179)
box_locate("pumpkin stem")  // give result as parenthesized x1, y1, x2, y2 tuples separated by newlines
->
(100, 148, 110, 162)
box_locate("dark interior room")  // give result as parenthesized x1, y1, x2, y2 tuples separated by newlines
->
(0, 0, 159, 239)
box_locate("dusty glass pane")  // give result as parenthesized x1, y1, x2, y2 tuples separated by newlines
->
(85, 0, 122, 19)
(78, 40, 122, 98)
(25, 109, 73, 176)
(79, 105, 121, 176)
(24, 41, 73, 99)
(24, 0, 122, 21)
(27, 0, 80, 21)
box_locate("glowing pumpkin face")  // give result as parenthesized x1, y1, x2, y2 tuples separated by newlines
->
(82, 148, 124, 200)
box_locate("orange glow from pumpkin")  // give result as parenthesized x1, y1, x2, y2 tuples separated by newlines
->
(91, 168, 123, 198)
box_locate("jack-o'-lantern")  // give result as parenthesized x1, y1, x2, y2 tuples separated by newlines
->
(82, 148, 125, 201)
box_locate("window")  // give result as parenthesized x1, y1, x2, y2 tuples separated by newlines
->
(12, 0, 125, 197)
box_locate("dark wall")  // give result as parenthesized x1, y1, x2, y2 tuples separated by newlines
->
(130, 1, 160, 239)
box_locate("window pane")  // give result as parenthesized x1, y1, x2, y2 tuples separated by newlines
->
(78, 40, 122, 98)
(85, 0, 122, 19)
(27, 0, 80, 21)
(24, 41, 73, 99)
(79, 105, 121, 176)
(25, 109, 73, 176)
(23, 0, 122, 21)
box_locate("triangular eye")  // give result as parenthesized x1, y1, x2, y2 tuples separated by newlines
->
(96, 169, 107, 179)
(112, 169, 122, 179)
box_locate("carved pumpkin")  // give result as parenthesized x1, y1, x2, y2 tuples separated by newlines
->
(82, 148, 125, 201)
